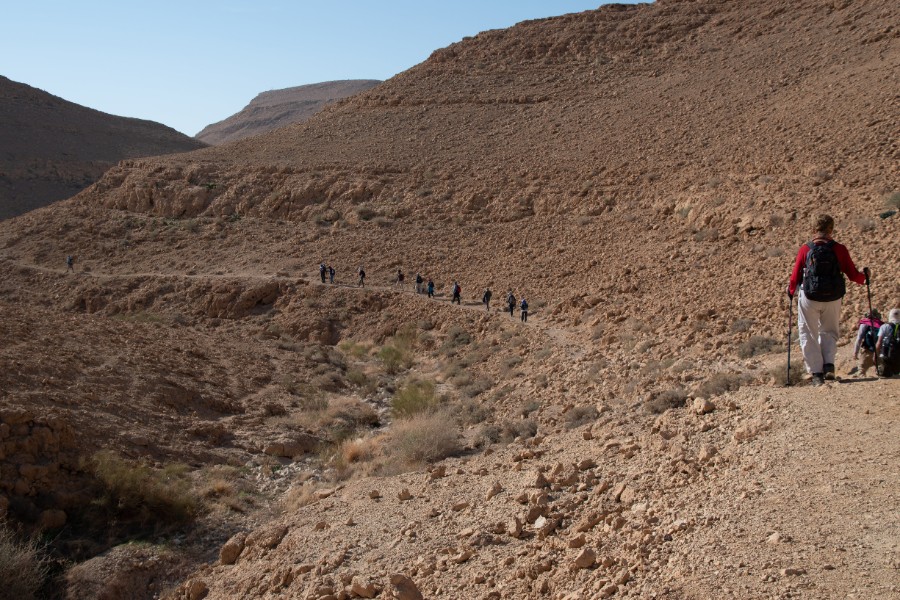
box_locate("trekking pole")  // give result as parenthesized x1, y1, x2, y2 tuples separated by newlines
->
(786, 292, 793, 386)
(865, 269, 878, 374)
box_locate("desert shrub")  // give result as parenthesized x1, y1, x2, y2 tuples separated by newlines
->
(503, 355, 524, 369)
(697, 372, 748, 398)
(693, 228, 719, 242)
(339, 436, 381, 465)
(392, 379, 437, 418)
(312, 371, 345, 392)
(339, 340, 370, 360)
(854, 217, 876, 232)
(458, 376, 493, 399)
(326, 398, 379, 438)
(346, 368, 369, 388)
(885, 192, 900, 209)
(453, 398, 491, 425)
(768, 358, 805, 386)
(474, 424, 501, 448)
(85, 451, 199, 527)
(737, 335, 780, 358)
(377, 345, 410, 374)
(500, 418, 538, 442)
(644, 388, 689, 414)
(730, 319, 754, 333)
(282, 480, 320, 512)
(440, 326, 472, 355)
(387, 412, 461, 465)
(520, 399, 541, 417)
(372, 216, 393, 228)
(0, 523, 49, 600)
(766, 247, 785, 258)
(564, 405, 599, 429)
(355, 205, 378, 221)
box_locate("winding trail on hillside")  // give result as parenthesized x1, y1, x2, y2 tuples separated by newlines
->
(671, 378, 900, 599)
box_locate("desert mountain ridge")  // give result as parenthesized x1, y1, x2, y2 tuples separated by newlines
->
(195, 80, 382, 145)
(0, 0, 898, 598)
(0, 75, 207, 220)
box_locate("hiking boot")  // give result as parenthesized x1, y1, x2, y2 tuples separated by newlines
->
(811, 373, 825, 387)
(823, 364, 835, 380)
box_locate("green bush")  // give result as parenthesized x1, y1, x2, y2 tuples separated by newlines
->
(377, 345, 410, 374)
(85, 451, 199, 527)
(393, 379, 437, 418)
(0, 523, 48, 600)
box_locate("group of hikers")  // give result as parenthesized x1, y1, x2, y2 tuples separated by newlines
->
(319, 264, 531, 321)
(787, 214, 898, 383)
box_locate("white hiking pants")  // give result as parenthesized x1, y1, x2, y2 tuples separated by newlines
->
(798, 291, 842, 374)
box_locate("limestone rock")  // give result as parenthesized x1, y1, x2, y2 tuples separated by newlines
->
(350, 576, 379, 598)
(486, 481, 503, 500)
(574, 548, 596, 569)
(694, 398, 715, 415)
(389, 574, 423, 600)
(220, 533, 246, 565)
(398, 488, 413, 501)
(187, 579, 209, 600)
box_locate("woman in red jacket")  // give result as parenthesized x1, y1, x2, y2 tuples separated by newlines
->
(788, 214, 869, 386)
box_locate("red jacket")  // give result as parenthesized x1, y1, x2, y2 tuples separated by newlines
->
(788, 237, 865, 297)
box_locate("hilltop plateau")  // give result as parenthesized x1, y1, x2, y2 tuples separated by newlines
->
(0, 76, 206, 220)
(0, 0, 897, 598)
(195, 80, 382, 145)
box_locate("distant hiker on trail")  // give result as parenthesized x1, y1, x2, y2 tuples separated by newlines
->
(853, 309, 882, 377)
(787, 214, 869, 386)
(482, 288, 492, 312)
(396, 269, 405, 288)
(520, 297, 529, 322)
(319, 262, 327, 283)
(451, 282, 461, 305)
(328, 265, 335, 284)
(358, 266, 366, 287)
(506, 290, 516, 317)
(66, 255, 75, 273)
(415, 273, 423, 294)
(427, 279, 435, 298)
(875, 308, 900, 378)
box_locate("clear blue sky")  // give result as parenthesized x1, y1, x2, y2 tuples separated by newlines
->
(1, 1, 639, 137)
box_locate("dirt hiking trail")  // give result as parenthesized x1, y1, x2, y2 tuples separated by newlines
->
(671, 378, 899, 599)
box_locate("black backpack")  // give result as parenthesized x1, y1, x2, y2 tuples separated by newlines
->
(880, 324, 900, 365)
(862, 324, 879, 353)
(802, 240, 845, 302)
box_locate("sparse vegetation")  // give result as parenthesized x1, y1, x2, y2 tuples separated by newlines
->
(564, 405, 599, 429)
(737, 335, 780, 358)
(854, 217, 876, 232)
(387, 412, 461, 466)
(644, 388, 688, 414)
(392, 378, 437, 418)
(0, 522, 49, 600)
(697, 371, 749, 398)
(85, 451, 199, 528)
(768, 358, 805, 386)
(886, 191, 900, 209)
(693, 228, 719, 242)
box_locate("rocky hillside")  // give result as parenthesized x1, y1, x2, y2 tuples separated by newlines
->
(0, 0, 897, 598)
(195, 80, 382, 145)
(0, 75, 206, 220)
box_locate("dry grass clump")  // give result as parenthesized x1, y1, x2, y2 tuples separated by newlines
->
(696, 372, 749, 398)
(453, 398, 491, 425)
(730, 318, 754, 333)
(440, 325, 472, 355)
(386, 412, 461, 466)
(339, 340, 371, 360)
(644, 388, 689, 414)
(85, 451, 199, 527)
(737, 335, 780, 358)
(767, 358, 805, 386)
(325, 397, 379, 440)
(564, 405, 599, 429)
(392, 378, 437, 418)
(0, 522, 49, 600)
(282, 479, 320, 513)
